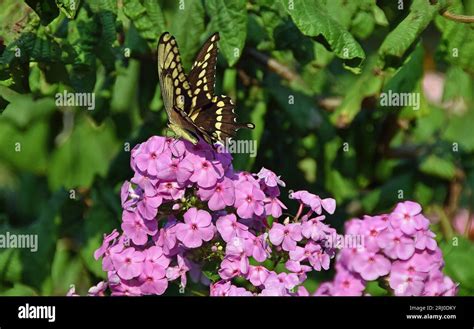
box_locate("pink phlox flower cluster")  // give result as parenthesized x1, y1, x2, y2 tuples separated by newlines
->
(90, 136, 336, 296)
(316, 201, 457, 296)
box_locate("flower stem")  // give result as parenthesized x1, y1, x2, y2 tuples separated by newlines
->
(293, 204, 304, 222)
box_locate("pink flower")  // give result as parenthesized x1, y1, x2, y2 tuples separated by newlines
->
(301, 216, 326, 241)
(269, 222, 302, 251)
(189, 158, 224, 188)
(130, 173, 156, 197)
(423, 270, 458, 296)
(264, 272, 299, 292)
(330, 268, 365, 296)
(216, 213, 248, 242)
(198, 177, 235, 211)
(121, 210, 157, 245)
(389, 260, 428, 296)
(94, 229, 119, 260)
(378, 227, 416, 260)
(247, 265, 270, 286)
(219, 257, 246, 280)
(243, 233, 269, 262)
(144, 246, 170, 272)
(166, 253, 190, 288)
(290, 190, 336, 215)
(352, 250, 391, 281)
(234, 181, 265, 219)
(140, 264, 168, 295)
(156, 181, 185, 200)
(390, 201, 423, 235)
(176, 208, 215, 248)
(112, 247, 145, 280)
(155, 218, 178, 255)
(88, 281, 108, 296)
(136, 194, 162, 220)
(263, 196, 287, 218)
(414, 229, 437, 251)
(360, 216, 389, 251)
(133, 136, 166, 176)
(155, 154, 194, 184)
(256, 167, 285, 187)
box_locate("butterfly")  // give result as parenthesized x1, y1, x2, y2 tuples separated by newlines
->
(157, 32, 254, 147)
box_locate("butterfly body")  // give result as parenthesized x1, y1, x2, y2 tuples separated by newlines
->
(157, 32, 254, 147)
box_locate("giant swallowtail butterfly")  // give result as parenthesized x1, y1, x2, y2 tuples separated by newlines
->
(157, 32, 254, 146)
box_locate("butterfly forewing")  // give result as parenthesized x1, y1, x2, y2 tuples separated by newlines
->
(188, 33, 219, 112)
(157, 33, 193, 120)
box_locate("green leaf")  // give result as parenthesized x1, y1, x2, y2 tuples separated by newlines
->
(111, 60, 140, 113)
(435, 1, 474, 72)
(419, 155, 456, 180)
(2, 283, 38, 296)
(90, 0, 119, 46)
(442, 65, 472, 105)
(361, 173, 413, 212)
(55, 0, 80, 19)
(378, 0, 439, 67)
(51, 239, 91, 295)
(443, 107, 474, 152)
(205, 0, 247, 67)
(441, 236, 474, 292)
(371, 3, 388, 26)
(330, 57, 384, 127)
(365, 281, 389, 296)
(285, 0, 365, 73)
(48, 116, 119, 190)
(80, 203, 117, 278)
(202, 270, 220, 283)
(171, 0, 206, 69)
(25, 0, 60, 25)
(122, 0, 165, 49)
(0, 191, 66, 290)
(0, 88, 56, 127)
(0, 120, 50, 173)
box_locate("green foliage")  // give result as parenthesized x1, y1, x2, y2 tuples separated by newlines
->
(441, 237, 474, 295)
(0, 0, 473, 296)
(285, 0, 366, 73)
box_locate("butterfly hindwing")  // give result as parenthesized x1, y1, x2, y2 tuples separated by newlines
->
(191, 95, 255, 143)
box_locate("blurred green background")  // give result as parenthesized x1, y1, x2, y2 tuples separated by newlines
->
(0, 0, 473, 295)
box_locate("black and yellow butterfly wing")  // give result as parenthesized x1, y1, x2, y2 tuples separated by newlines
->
(157, 32, 201, 144)
(188, 33, 219, 110)
(157, 32, 254, 146)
